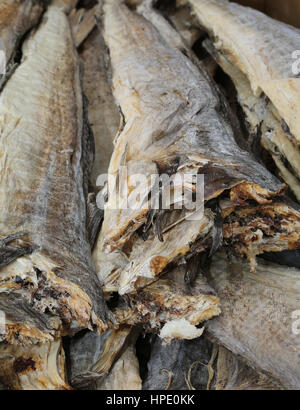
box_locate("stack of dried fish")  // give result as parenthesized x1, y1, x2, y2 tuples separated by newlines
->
(0, 0, 299, 390)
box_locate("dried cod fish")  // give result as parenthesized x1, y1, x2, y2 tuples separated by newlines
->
(202, 37, 300, 201)
(97, 341, 142, 390)
(69, 4, 101, 48)
(0, 293, 62, 345)
(78, 9, 120, 187)
(215, 346, 283, 390)
(113, 262, 220, 342)
(143, 335, 215, 390)
(68, 326, 133, 389)
(206, 251, 300, 389)
(0, 340, 70, 390)
(0, 5, 112, 343)
(93, 0, 300, 298)
(100, 0, 285, 252)
(0, 0, 44, 90)
(188, 0, 300, 201)
(52, 0, 78, 13)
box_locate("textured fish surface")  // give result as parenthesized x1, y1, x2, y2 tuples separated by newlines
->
(97, 342, 142, 390)
(68, 326, 134, 389)
(113, 262, 220, 342)
(0, 5, 111, 343)
(215, 346, 283, 390)
(206, 251, 300, 389)
(0, 0, 44, 90)
(93, 0, 300, 297)
(188, 0, 300, 201)
(0, 340, 70, 390)
(78, 10, 120, 187)
(143, 335, 215, 390)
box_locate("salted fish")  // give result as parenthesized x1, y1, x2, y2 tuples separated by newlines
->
(0, 5, 112, 343)
(78, 5, 120, 187)
(215, 346, 283, 390)
(0, 0, 44, 90)
(188, 0, 300, 201)
(0, 340, 70, 390)
(113, 261, 220, 342)
(68, 326, 135, 389)
(52, 0, 78, 13)
(93, 1, 300, 298)
(97, 342, 142, 390)
(206, 251, 300, 389)
(0, 293, 62, 345)
(143, 335, 216, 390)
(100, 0, 285, 251)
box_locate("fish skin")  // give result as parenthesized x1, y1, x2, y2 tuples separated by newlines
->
(143, 335, 215, 390)
(97, 343, 142, 390)
(113, 261, 220, 340)
(0, 293, 62, 346)
(0, 5, 112, 342)
(52, 0, 78, 13)
(0, 339, 71, 390)
(78, 14, 120, 188)
(100, 0, 284, 253)
(203, 36, 300, 202)
(206, 251, 300, 389)
(188, 0, 300, 198)
(215, 346, 284, 390)
(68, 326, 133, 389)
(0, 0, 45, 90)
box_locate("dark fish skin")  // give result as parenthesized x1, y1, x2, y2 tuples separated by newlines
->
(215, 346, 283, 390)
(0, 0, 45, 90)
(0, 293, 62, 345)
(67, 326, 133, 389)
(0, 5, 112, 343)
(206, 251, 300, 389)
(143, 335, 214, 390)
(261, 250, 300, 269)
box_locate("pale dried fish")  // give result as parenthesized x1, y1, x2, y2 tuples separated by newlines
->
(0, 340, 71, 390)
(69, 3, 101, 48)
(188, 0, 300, 201)
(0, 0, 44, 90)
(206, 251, 300, 389)
(68, 326, 133, 389)
(97, 341, 142, 390)
(0, 5, 111, 343)
(215, 346, 283, 390)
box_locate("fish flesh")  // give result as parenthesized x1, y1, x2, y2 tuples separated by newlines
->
(188, 0, 300, 201)
(0, 5, 112, 343)
(205, 251, 300, 389)
(0, 0, 44, 90)
(0, 340, 71, 390)
(113, 261, 220, 342)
